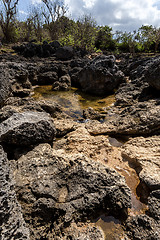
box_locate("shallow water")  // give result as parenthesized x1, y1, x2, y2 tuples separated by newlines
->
(33, 85, 115, 119)
(94, 137, 147, 240)
(93, 215, 126, 240)
(33, 86, 147, 239)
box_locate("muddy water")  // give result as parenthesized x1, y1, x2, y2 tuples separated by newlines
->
(33, 86, 147, 239)
(108, 138, 147, 216)
(94, 138, 147, 239)
(33, 85, 115, 119)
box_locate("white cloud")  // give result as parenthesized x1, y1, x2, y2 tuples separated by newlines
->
(64, 0, 160, 31)
(29, 0, 160, 31)
(19, 10, 28, 16)
(32, 0, 42, 4)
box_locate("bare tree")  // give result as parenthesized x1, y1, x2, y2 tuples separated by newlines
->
(42, 0, 67, 40)
(0, 0, 19, 42)
(42, 0, 66, 23)
(27, 6, 43, 42)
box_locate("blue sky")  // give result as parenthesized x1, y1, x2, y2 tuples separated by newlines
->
(17, 0, 160, 31)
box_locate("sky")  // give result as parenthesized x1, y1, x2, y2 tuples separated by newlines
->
(17, 0, 160, 32)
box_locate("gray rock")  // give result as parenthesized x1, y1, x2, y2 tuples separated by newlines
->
(52, 74, 71, 91)
(86, 100, 160, 136)
(56, 46, 74, 60)
(50, 40, 61, 49)
(9, 62, 32, 97)
(37, 71, 58, 85)
(83, 107, 106, 121)
(12, 144, 131, 238)
(0, 105, 19, 123)
(0, 67, 11, 108)
(125, 215, 160, 240)
(127, 55, 160, 91)
(37, 99, 62, 117)
(78, 55, 124, 95)
(60, 223, 105, 240)
(0, 145, 30, 240)
(0, 111, 56, 146)
(147, 190, 160, 221)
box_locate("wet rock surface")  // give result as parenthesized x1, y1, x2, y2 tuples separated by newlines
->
(121, 136, 160, 191)
(0, 146, 30, 240)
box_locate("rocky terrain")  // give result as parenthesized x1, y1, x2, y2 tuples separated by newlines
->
(0, 46, 160, 239)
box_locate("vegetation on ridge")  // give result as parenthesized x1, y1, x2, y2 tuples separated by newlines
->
(0, 0, 160, 54)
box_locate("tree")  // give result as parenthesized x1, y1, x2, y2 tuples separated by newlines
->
(138, 25, 160, 52)
(95, 26, 116, 51)
(73, 15, 97, 51)
(30, 6, 43, 42)
(0, 0, 19, 42)
(115, 30, 138, 55)
(53, 16, 75, 45)
(42, 0, 67, 40)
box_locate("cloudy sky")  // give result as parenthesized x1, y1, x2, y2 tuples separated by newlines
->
(18, 0, 160, 31)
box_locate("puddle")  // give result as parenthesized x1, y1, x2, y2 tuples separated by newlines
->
(95, 139, 147, 239)
(94, 215, 125, 240)
(33, 86, 147, 238)
(33, 85, 115, 119)
(107, 138, 147, 216)
(108, 137, 124, 147)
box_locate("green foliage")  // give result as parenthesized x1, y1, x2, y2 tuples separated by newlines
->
(95, 26, 116, 51)
(71, 15, 97, 51)
(1, 2, 160, 55)
(137, 25, 160, 52)
(59, 34, 74, 46)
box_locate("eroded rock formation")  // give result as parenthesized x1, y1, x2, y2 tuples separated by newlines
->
(0, 146, 30, 240)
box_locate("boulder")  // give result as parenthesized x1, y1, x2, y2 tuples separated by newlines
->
(12, 42, 55, 58)
(0, 145, 30, 240)
(58, 64, 69, 77)
(37, 99, 62, 117)
(83, 107, 106, 121)
(0, 105, 20, 123)
(37, 71, 58, 85)
(12, 143, 131, 239)
(144, 59, 160, 90)
(77, 55, 124, 95)
(0, 111, 56, 146)
(50, 40, 61, 49)
(115, 81, 152, 106)
(52, 74, 71, 91)
(2, 97, 63, 119)
(56, 46, 74, 60)
(125, 55, 160, 91)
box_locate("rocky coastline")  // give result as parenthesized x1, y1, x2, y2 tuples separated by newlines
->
(0, 45, 160, 239)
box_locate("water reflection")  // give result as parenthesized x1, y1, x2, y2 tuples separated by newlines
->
(33, 85, 115, 119)
(94, 215, 125, 240)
